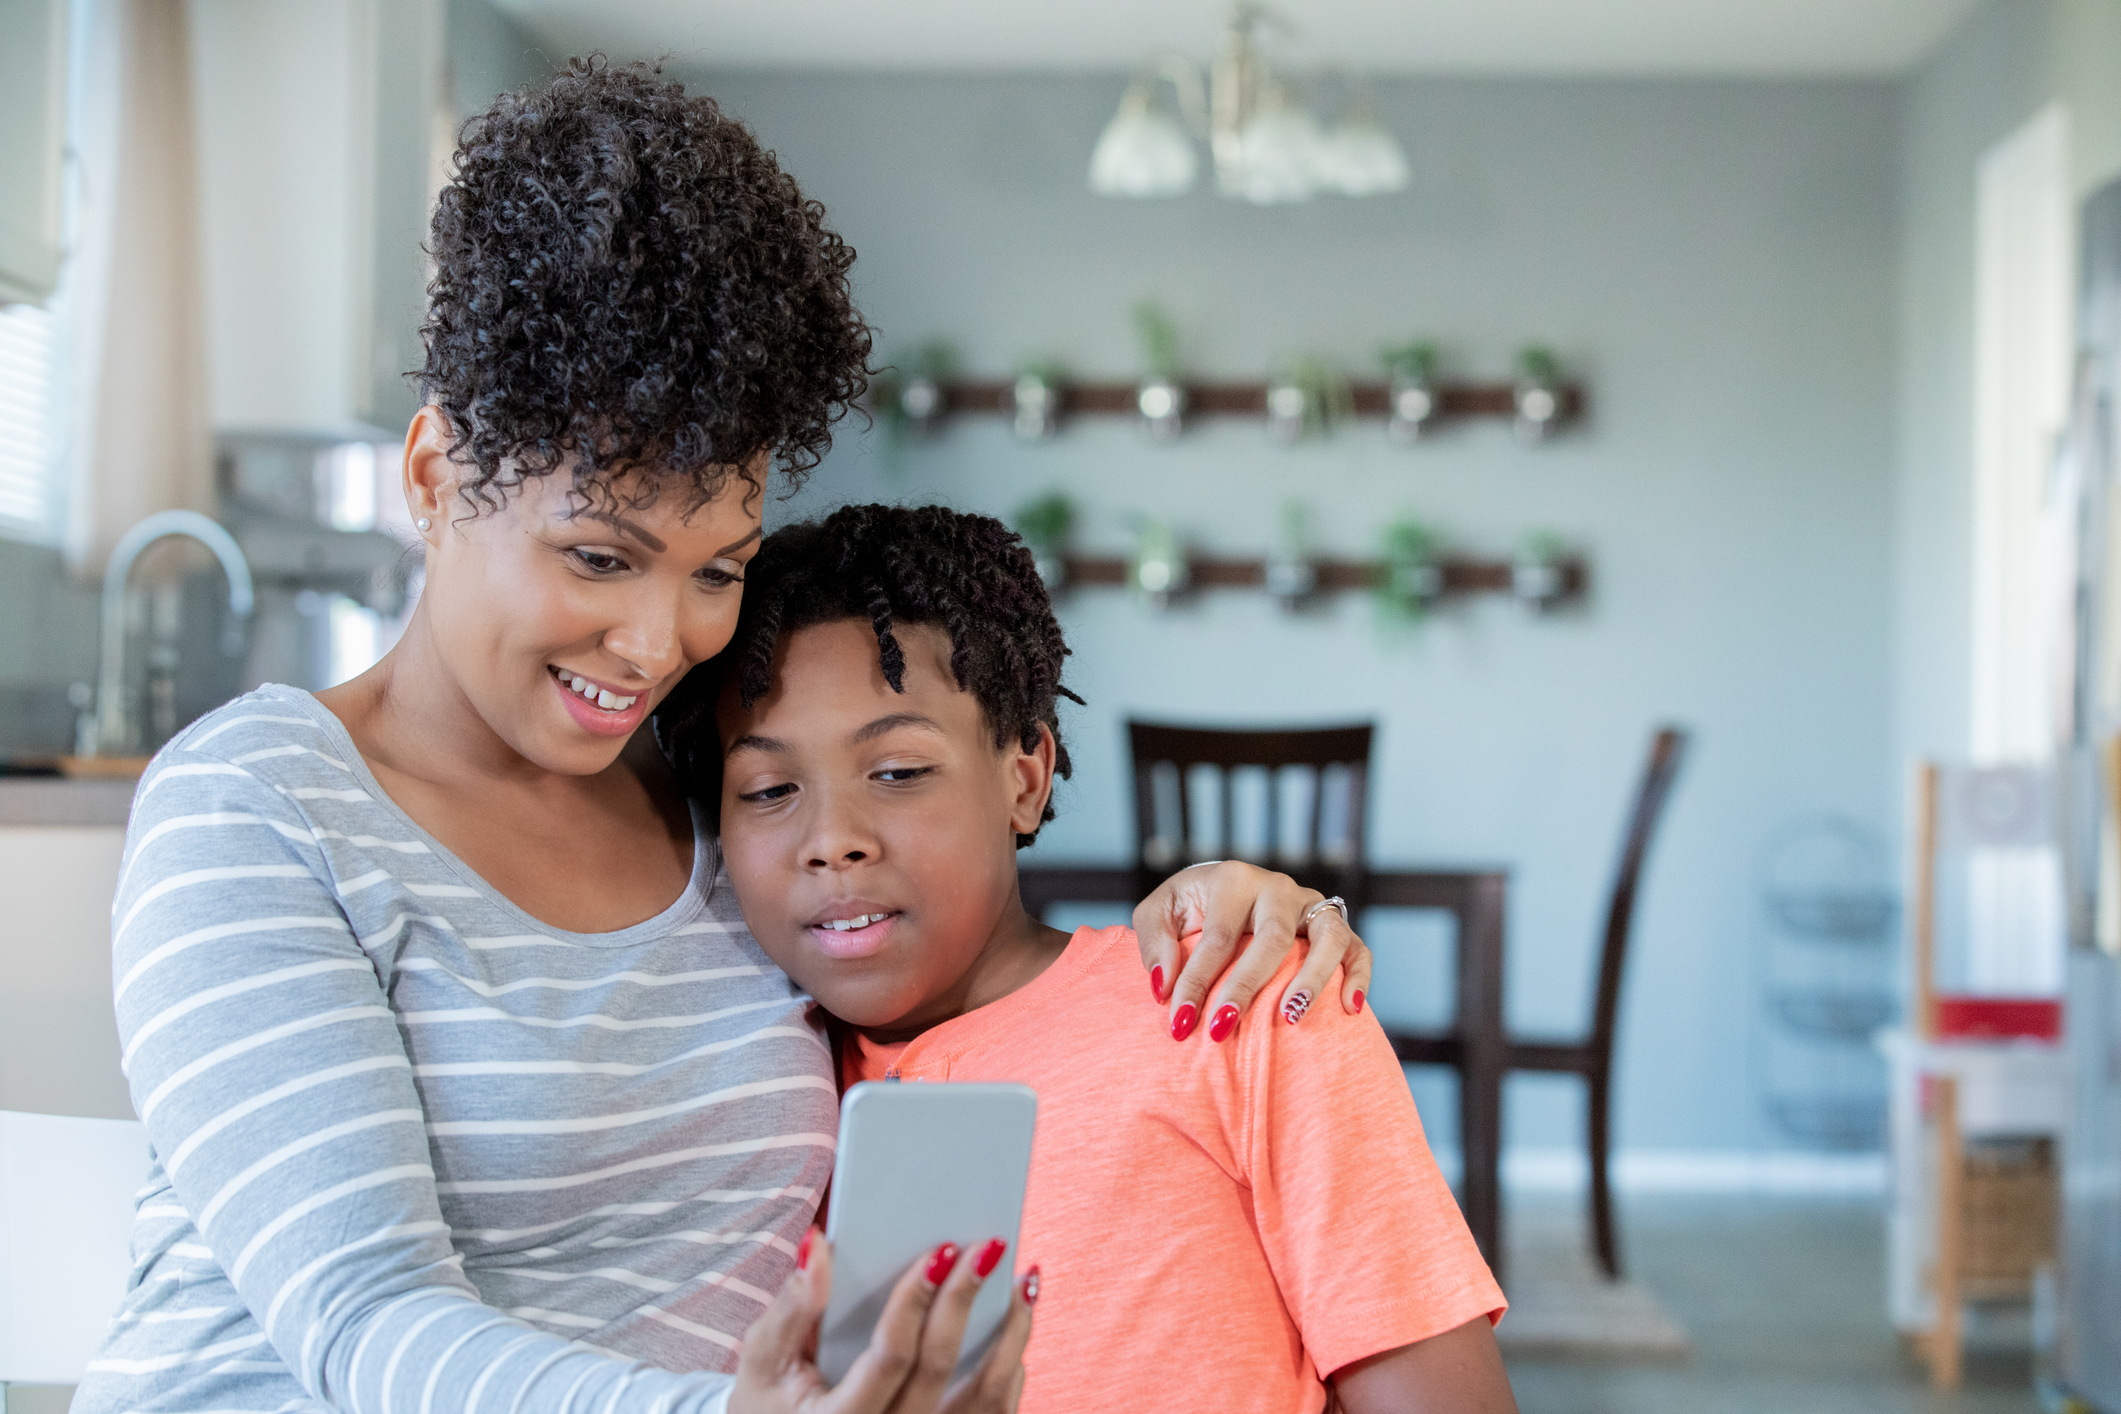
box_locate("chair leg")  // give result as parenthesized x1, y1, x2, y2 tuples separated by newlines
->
(1588, 1071, 1622, 1279)
(1928, 1076, 1964, 1391)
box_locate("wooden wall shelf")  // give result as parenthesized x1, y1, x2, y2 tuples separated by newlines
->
(1054, 554, 1587, 604)
(908, 379, 1585, 426)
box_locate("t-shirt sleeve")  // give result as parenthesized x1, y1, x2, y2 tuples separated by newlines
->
(1237, 972, 1507, 1380)
(109, 748, 736, 1414)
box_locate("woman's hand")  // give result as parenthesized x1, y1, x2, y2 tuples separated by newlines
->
(731, 1232, 1035, 1414)
(1134, 861, 1373, 1039)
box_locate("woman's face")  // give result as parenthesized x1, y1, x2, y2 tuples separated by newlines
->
(404, 408, 763, 777)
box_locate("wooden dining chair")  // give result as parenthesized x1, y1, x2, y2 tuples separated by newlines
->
(1384, 725, 1688, 1280)
(1123, 721, 1375, 919)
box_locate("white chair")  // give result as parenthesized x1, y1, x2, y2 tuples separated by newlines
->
(0, 1112, 150, 1409)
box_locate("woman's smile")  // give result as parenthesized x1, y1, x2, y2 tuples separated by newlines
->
(547, 664, 651, 737)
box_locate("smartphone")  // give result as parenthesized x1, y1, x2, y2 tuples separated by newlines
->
(815, 1081, 1038, 1384)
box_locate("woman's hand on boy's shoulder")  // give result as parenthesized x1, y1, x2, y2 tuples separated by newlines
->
(1134, 861, 1373, 1043)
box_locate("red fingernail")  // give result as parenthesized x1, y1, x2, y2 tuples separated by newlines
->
(974, 1237, 1007, 1278)
(1170, 1002, 1198, 1041)
(797, 1229, 815, 1270)
(1208, 1003, 1241, 1043)
(1022, 1265, 1041, 1304)
(1149, 965, 1164, 1002)
(1352, 989, 1367, 1014)
(925, 1242, 961, 1285)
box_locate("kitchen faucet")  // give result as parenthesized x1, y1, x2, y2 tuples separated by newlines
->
(89, 510, 255, 757)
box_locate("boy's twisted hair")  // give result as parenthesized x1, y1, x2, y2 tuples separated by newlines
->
(659, 503, 1081, 846)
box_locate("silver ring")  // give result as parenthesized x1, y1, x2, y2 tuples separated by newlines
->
(1300, 896, 1348, 932)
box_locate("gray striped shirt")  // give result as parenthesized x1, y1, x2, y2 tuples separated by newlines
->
(75, 685, 836, 1414)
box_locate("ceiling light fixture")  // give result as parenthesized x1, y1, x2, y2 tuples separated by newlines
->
(1089, 5, 1409, 205)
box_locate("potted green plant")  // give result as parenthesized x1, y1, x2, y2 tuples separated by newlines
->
(1375, 514, 1446, 623)
(1133, 301, 1187, 442)
(1130, 516, 1189, 610)
(1264, 356, 1351, 445)
(1381, 340, 1439, 444)
(1513, 345, 1562, 444)
(1014, 492, 1077, 589)
(1512, 530, 1572, 610)
(1012, 359, 1067, 442)
(876, 340, 957, 436)
(1265, 500, 1317, 608)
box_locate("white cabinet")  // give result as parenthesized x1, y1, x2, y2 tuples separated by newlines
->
(0, 826, 132, 1120)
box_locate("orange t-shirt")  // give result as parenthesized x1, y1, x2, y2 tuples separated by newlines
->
(843, 925, 1505, 1414)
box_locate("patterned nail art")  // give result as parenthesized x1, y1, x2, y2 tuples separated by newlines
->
(1282, 990, 1314, 1026)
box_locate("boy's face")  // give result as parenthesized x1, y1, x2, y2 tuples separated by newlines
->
(716, 618, 1057, 1032)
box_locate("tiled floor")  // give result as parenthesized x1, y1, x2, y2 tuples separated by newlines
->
(1502, 1194, 2040, 1414)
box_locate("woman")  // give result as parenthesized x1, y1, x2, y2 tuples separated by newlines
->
(77, 59, 1372, 1414)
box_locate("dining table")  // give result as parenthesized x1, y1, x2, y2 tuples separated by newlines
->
(1018, 864, 1512, 1276)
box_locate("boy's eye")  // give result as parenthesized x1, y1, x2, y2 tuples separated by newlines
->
(737, 782, 797, 804)
(572, 549, 628, 574)
(874, 766, 932, 785)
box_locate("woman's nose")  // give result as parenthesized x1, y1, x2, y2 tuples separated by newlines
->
(602, 586, 685, 682)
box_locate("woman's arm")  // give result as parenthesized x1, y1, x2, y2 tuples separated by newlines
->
(1332, 1317, 1519, 1414)
(1133, 861, 1373, 1039)
(108, 748, 994, 1414)
(109, 753, 743, 1414)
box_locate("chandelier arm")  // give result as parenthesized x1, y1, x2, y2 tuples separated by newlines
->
(1151, 53, 1209, 137)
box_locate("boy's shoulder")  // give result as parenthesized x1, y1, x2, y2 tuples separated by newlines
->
(1058, 924, 1371, 1074)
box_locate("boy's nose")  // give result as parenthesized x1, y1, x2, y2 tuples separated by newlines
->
(807, 847, 868, 868)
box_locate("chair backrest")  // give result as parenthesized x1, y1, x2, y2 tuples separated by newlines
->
(1126, 721, 1374, 908)
(1588, 727, 1689, 1055)
(0, 1111, 150, 1384)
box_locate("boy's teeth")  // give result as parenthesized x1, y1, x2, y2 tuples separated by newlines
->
(822, 912, 889, 931)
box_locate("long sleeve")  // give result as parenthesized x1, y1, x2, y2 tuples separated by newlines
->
(86, 724, 751, 1414)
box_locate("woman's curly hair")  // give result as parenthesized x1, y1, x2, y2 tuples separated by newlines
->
(658, 504, 1084, 846)
(419, 56, 871, 511)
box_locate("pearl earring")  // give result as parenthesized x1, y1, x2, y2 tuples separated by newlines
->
(416, 517, 432, 531)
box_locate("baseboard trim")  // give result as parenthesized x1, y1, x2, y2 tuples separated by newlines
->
(1428, 1147, 1887, 1194)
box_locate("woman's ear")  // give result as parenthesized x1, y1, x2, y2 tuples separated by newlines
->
(401, 405, 460, 542)
(1006, 722, 1059, 838)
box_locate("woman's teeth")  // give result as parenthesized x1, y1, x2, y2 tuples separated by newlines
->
(820, 913, 890, 931)
(559, 671, 637, 712)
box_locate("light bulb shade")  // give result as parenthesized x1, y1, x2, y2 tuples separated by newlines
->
(1233, 105, 1324, 205)
(1089, 96, 1198, 198)
(1317, 118, 1410, 197)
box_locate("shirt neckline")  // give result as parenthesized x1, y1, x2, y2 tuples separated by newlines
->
(257, 684, 716, 948)
(851, 924, 1127, 1077)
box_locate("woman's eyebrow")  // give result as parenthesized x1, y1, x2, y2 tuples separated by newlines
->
(715, 526, 763, 557)
(850, 713, 945, 745)
(579, 510, 668, 553)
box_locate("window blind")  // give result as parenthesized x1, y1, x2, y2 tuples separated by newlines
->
(0, 302, 58, 537)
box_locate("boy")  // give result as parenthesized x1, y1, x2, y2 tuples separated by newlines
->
(684, 504, 1514, 1414)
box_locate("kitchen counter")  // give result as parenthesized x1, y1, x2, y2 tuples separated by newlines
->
(0, 777, 137, 827)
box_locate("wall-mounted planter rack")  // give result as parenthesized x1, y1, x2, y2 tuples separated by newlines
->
(902, 379, 1587, 427)
(1051, 554, 1588, 607)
